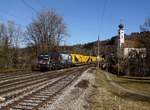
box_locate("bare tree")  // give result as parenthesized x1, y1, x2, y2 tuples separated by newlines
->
(0, 21, 22, 69)
(26, 9, 68, 55)
(140, 18, 150, 32)
(140, 18, 150, 76)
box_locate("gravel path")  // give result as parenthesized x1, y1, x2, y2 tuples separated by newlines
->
(45, 67, 96, 110)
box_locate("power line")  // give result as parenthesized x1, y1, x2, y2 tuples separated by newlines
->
(98, 0, 108, 36)
(97, 0, 108, 68)
(21, 0, 37, 13)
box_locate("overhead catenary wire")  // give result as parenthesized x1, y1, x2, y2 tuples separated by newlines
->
(98, 0, 108, 36)
(20, 0, 39, 29)
(97, 0, 108, 68)
(21, 0, 38, 14)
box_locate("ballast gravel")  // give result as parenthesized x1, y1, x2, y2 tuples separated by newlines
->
(44, 67, 96, 110)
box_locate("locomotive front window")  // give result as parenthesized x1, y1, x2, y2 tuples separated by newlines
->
(38, 55, 49, 61)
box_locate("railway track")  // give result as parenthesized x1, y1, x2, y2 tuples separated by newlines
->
(0, 67, 77, 98)
(0, 66, 89, 110)
(0, 71, 39, 82)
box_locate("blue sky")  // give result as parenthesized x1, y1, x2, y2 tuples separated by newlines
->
(0, 0, 149, 45)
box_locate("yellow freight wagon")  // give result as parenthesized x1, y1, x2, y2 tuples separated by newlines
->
(90, 56, 97, 63)
(84, 56, 90, 63)
(70, 54, 83, 65)
(71, 53, 97, 65)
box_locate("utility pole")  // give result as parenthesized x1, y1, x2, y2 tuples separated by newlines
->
(127, 48, 130, 76)
(97, 35, 100, 68)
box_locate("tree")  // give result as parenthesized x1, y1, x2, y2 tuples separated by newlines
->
(0, 21, 22, 69)
(26, 9, 68, 55)
(140, 18, 150, 48)
(140, 18, 150, 76)
(140, 18, 150, 32)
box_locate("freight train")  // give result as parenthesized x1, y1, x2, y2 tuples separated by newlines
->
(37, 52, 97, 71)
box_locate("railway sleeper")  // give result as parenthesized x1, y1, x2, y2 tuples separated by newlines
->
(24, 100, 42, 103)
(34, 95, 49, 98)
(19, 102, 39, 106)
(29, 97, 46, 101)
(12, 105, 33, 110)
(9, 108, 23, 110)
(36, 93, 53, 96)
(39, 91, 54, 94)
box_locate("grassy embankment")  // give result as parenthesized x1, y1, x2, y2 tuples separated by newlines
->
(88, 69, 150, 110)
(108, 71, 150, 97)
(0, 68, 19, 73)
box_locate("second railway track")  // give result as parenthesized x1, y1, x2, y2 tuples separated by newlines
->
(0, 65, 90, 110)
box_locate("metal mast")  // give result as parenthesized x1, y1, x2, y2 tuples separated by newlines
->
(97, 36, 100, 68)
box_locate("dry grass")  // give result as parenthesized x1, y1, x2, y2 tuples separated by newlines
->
(0, 68, 21, 73)
(0, 68, 30, 73)
(107, 72, 150, 96)
(88, 69, 150, 110)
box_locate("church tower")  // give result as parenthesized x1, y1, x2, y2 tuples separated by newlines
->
(117, 24, 125, 58)
(118, 24, 125, 48)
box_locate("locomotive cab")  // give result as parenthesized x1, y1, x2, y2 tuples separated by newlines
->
(38, 54, 50, 71)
